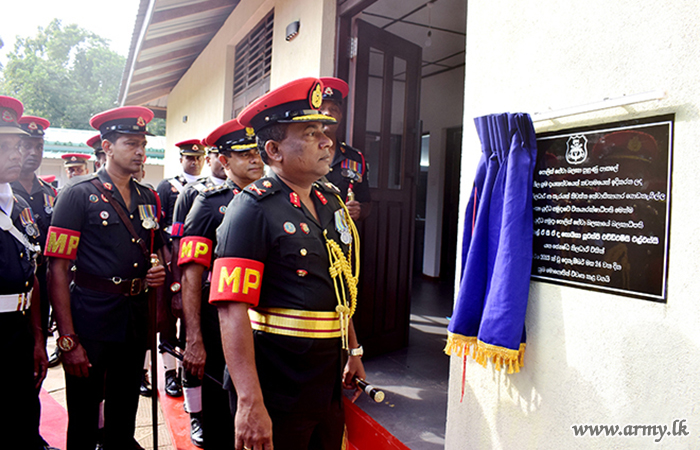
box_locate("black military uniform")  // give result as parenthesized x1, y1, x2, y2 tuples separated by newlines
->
(180, 179, 241, 447)
(171, 175, 224, 239)
(1, 193, 44, 450)
(48, 168, 163, 449)
(46, 105, 163, 450)
(326, 142, 370, 203)
(215, 174, 352, 446)
(11, 166, 56, 333)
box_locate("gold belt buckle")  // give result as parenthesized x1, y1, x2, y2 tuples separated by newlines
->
(130, 278, 142, 296)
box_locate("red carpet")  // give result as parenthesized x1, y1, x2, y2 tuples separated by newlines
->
(40, 388, 68, 449)
(343, 397, 410, 450)
(156, 364, 199, 450)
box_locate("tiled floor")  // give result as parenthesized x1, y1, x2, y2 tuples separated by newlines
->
(354, 277, 454, 449)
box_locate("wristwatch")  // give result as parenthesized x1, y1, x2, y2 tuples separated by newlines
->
(170, 282, 182, 293)
(57, 334, 79, 352)
(348, 345, 364, 357)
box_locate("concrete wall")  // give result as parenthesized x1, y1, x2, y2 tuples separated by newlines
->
(446, 1, 700, 449)
(165, 0, 336, 178)
(420, 65, 465, 278)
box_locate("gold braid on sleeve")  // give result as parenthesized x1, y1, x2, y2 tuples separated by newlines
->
(323, 197, 360, 350)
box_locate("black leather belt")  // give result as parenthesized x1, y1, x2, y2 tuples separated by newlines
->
(74, 271, 148, 296)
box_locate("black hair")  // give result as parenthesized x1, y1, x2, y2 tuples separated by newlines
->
(255, 123, 288, 165)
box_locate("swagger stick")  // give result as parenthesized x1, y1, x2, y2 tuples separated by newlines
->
(159, 341, 224, 387)
(149, 254, 159, 450)
(353, 376, 385, 403)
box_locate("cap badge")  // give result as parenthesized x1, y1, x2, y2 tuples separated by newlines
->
(70, 156, 77, 162)
(28, 122, 38, 130)
(136, 116, 146, 127)
(310, 82, 323, 109)
(2, 110, 14, 123)
(324, 87, 334, 96)
(193, 144, 199, 151)
(245, 127, 255, 138)
(284, 222, 296, 234)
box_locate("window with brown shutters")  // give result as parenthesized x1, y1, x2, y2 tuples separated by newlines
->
(232, 11, 274, 118)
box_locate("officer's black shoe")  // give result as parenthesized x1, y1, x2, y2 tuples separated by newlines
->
(164, 369, 182, 397)
(190, 411, 204, 448)
(48, 347, 62, 368)
(139, 370, 152, 397)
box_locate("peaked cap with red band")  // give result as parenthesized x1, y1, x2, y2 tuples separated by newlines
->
(237, 77, 337, 131)
(18, 116, 50, 137)
(90, 106, 154, 139)
(204, 118, 257, 153)
(176, 139, 206, 156)
(319, 77, 349, 102)
(61, 153, 90, 167)
(0, 96, 28, 136)
(86, 134, 105, 156)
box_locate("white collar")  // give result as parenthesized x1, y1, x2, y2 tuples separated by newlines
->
(182, 172, 200, 184)
(0, 183, 13, 216)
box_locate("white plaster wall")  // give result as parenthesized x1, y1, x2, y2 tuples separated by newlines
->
(420, 66, 465, 277)
(447, 1, 700, 449)
(164, 0, 336, 178)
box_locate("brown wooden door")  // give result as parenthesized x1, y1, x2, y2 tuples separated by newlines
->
(350, 19, 422, 356)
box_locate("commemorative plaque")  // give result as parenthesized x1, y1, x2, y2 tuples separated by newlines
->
(531, 115, 673, 302)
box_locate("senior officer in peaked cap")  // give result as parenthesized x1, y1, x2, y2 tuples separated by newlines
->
(47, 105, 166, 450)
(318, 77, 371, 222)
(87, 134, 107, 172)
(213, 78, 365, 450)
(0, 96, 51, 450)
(178, 119, 263, 448)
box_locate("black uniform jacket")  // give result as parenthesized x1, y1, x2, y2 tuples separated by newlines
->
(326, 142, 370, 203)
(215, 174, 352, 413)
(11, 176, 56, 248)
(171, 176, 223, 239)
(1, 195, 37, 295)
(50, 169, 163, 341)
(157, 174, 204, 233)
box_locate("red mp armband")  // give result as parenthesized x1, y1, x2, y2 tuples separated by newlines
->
(209, 258, 264, 306)
(179, 236, 213, 268)
(44, 226, 81, 259)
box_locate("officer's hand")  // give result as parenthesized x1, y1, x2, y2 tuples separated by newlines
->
(346, 200, 362, 221)
(33, 342, 48, 388)
(62, 345, 92, 378)
(146, 254, 166, 288)
(342, 355, 366, 403)
(183, 338, 207, 380)
(235, 400, 273, 450)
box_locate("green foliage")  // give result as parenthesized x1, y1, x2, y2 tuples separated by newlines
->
(0, 20, 126, 130)
(148, 117, 167, 136)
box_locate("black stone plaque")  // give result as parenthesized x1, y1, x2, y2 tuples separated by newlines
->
(531, 115, 673, 302)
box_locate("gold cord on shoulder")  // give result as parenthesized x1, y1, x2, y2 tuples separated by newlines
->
(323, 197, 360, 350)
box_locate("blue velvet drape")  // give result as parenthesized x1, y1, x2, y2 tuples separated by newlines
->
(446, 112, 537, 372)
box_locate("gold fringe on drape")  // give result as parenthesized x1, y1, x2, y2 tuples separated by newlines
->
(444, 331, 526, 374)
